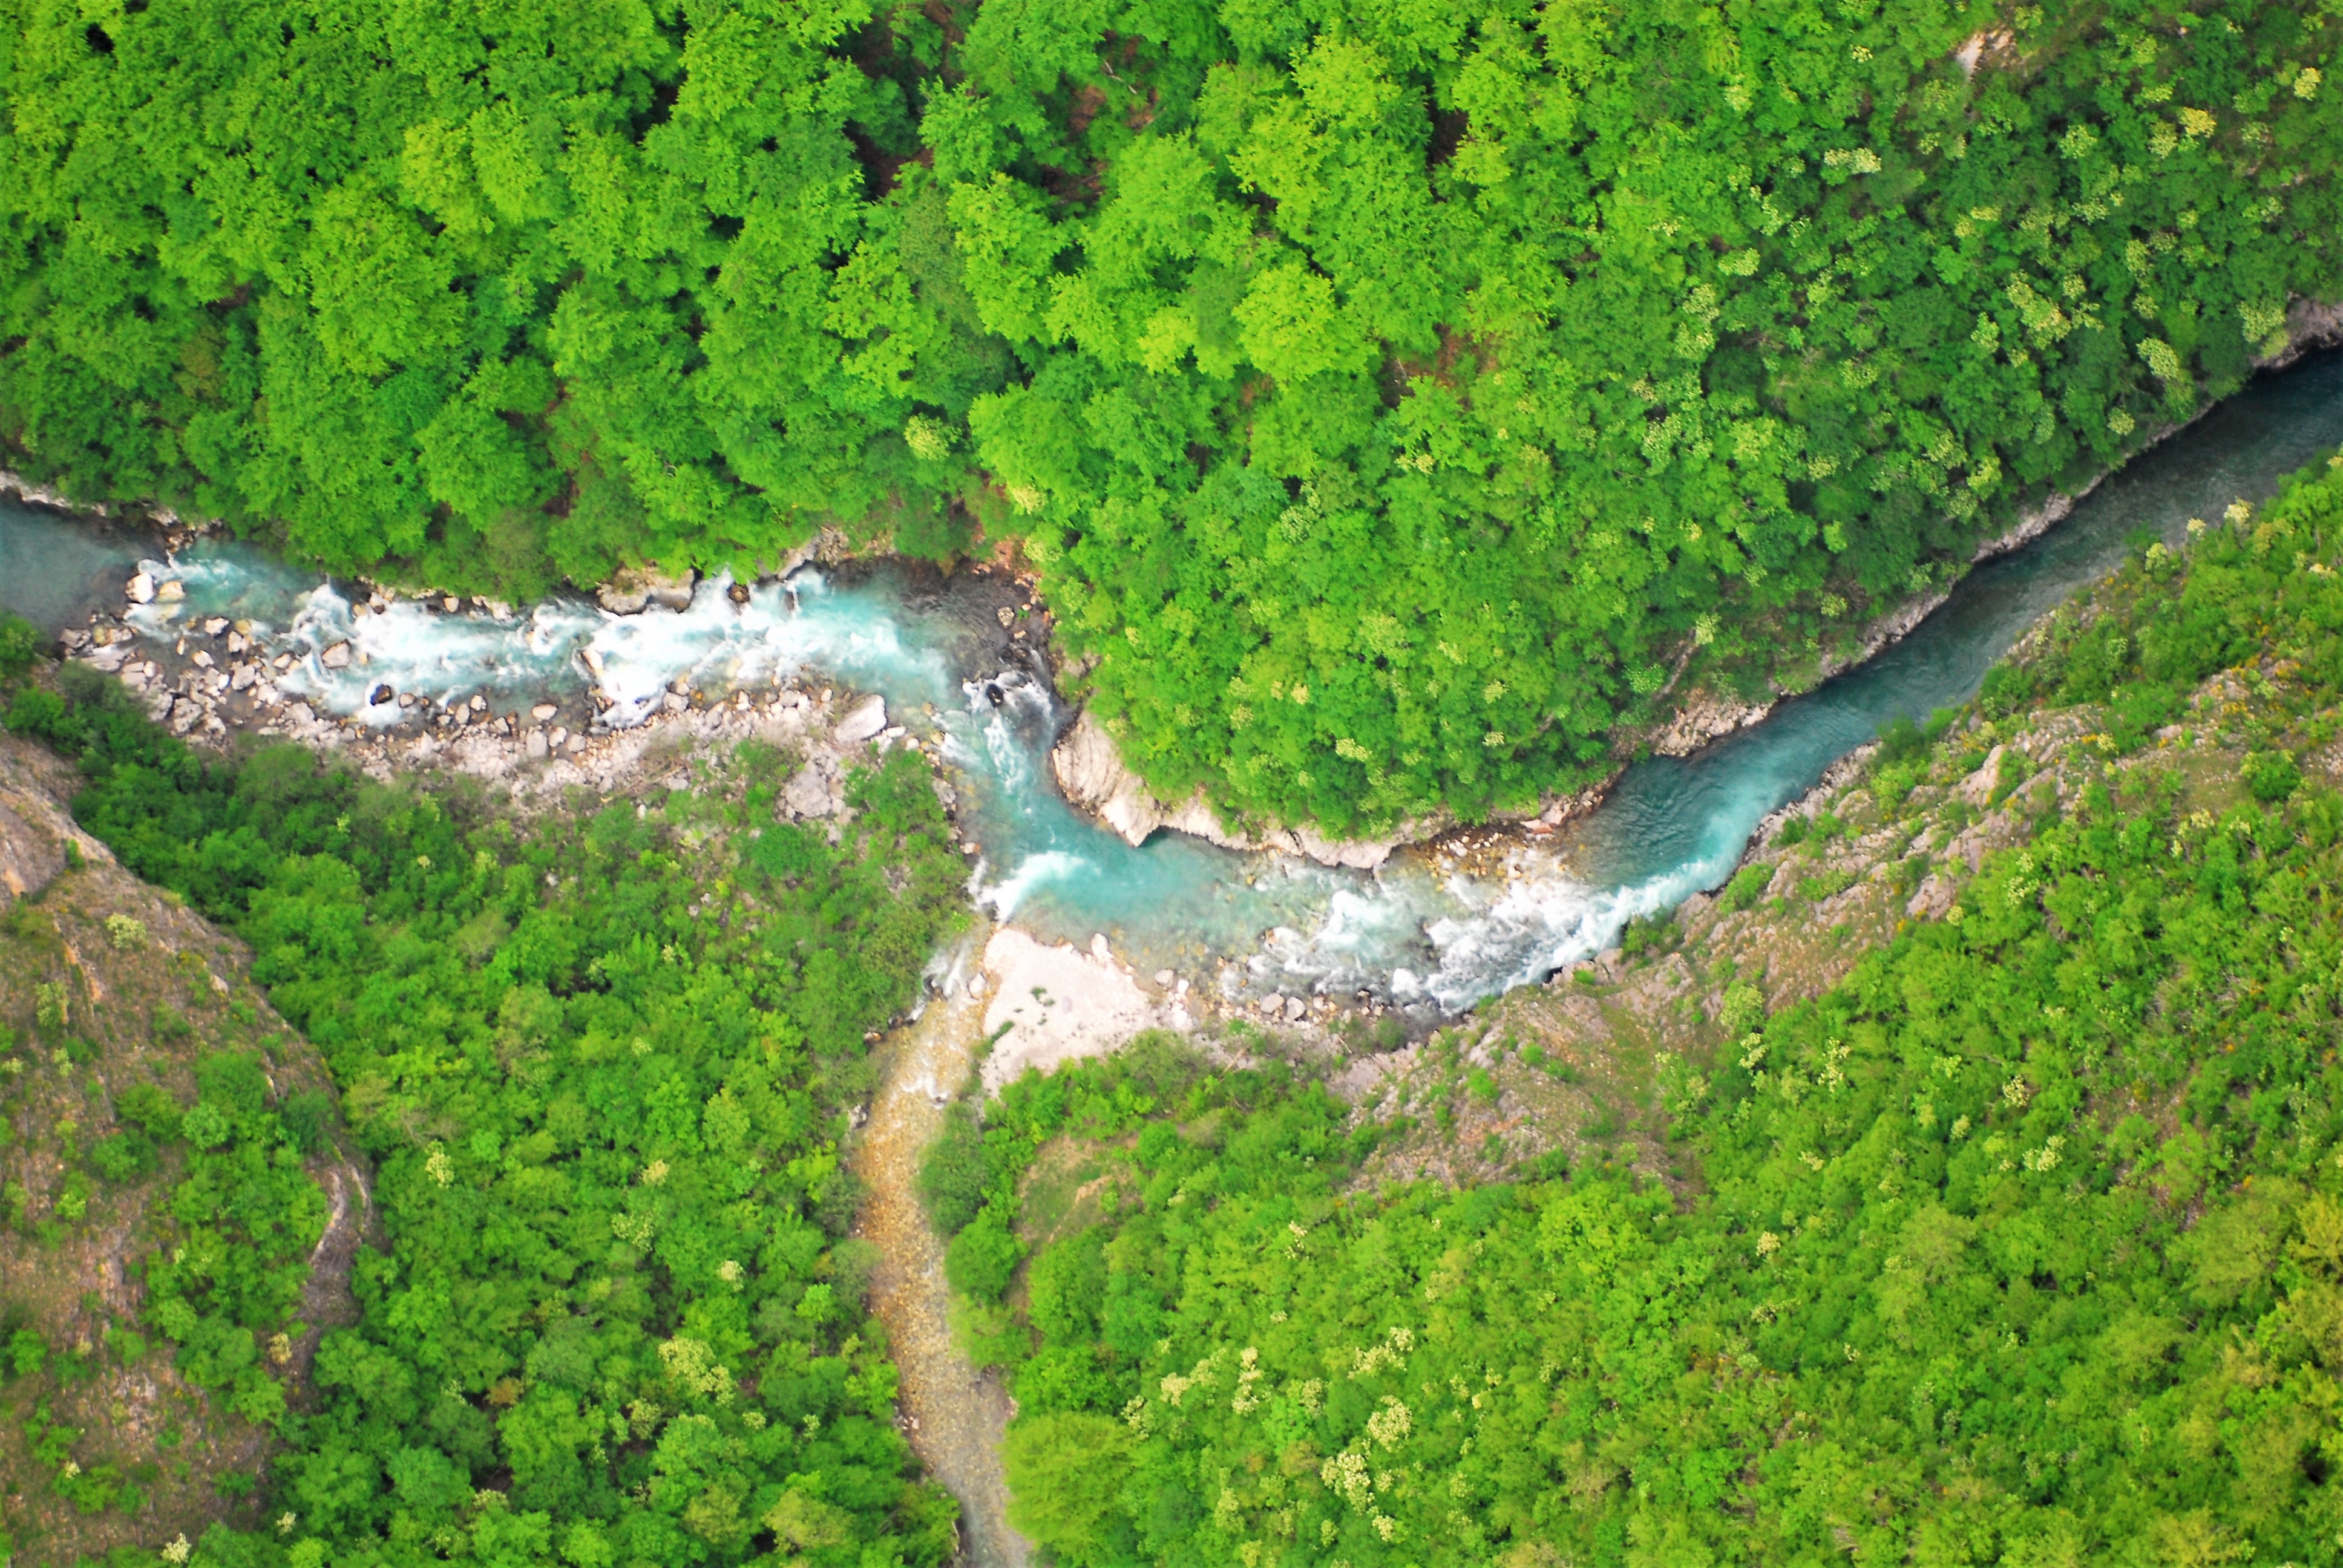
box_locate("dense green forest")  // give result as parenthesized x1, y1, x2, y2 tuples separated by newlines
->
(1, 650, 972, 1566)
(931, 450, 2343, 1564)
(4, 0, 2340, 827)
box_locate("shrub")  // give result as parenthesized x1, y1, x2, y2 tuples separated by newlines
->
(917, 1104, 990, 1237)
(2244, 750, 2302, 802)
(7, 1328, 47, 1379)
(277, 1089, 332, 1156)
(89, 1132, 156, 1184)
(0, 612, 39, 684)
(115, 1082, 183, 1142)
(1717, 863, 1774, 913)
(945, 1210, 1023, 1302)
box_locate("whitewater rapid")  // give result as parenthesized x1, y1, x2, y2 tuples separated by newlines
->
(10, 347, 2343, 1014)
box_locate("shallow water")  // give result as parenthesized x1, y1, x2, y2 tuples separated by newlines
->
(850, 932, 1030, 1568)
(7, 350, 2343, 1011)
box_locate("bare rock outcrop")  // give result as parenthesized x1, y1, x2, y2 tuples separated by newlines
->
(1646, 691, 1773, 758)
(2257, 296, 2343, 372)
(0, 731, 361, 1563)
(0, 750, 115, 906)
(595, 564, 698, 614)
(1049, 710, 1399, 870)
(0, 797, 64, 906)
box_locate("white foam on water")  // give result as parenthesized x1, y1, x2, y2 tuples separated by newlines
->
(57, 352, 2343, 1016)
(114, 546, 1740, 1014)
(979, 851, 1093, 920)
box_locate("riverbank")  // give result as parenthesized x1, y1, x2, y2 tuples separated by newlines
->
(850, 944, 1032, 1568)
(1569, 300, 2343, 770)
(10, 339, 2343, 1024)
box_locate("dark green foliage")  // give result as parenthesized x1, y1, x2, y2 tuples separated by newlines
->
(5, 1, 2342, 831)
(2246, 747, 2304, 800)
(0, 613, 38, 685)
(916, 1102, 991, 1237)
(1716, 861, 1774, 912)
(943, 1210, 1023, 1302)
(193, 1052, 266, 1117)
(275, 1089, 332, 1157)
(1341, 1012, 1409, 1055)
(990, 449, 2343, 1566)
(15, 684, 972, 1564)
(87, 1132, 156, 1184)
(113, 1082, 183, 1142)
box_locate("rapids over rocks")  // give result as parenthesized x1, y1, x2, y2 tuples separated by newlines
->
(6, 352, 2343, 1017)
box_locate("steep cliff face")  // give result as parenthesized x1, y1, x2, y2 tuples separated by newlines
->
(1348, 553, 2342, 1192)
(1048, 710, 1401, 870)
(0, 734, 361, 1564)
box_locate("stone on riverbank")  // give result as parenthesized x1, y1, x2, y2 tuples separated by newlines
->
(979, 927, 1187, 1096)
(596, 566, 697, 614)
(835, 693, 888, 745)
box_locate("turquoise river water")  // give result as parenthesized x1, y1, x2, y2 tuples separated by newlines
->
(5, 350, 2343, 1013)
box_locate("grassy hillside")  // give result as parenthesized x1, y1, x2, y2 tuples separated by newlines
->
(1, 650, 974, 1566)
(0, 730, 358, 1565)
(4, 0, 2341, 828)
(959, 449, 2343, 1566)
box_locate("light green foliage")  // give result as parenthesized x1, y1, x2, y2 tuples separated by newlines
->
(989, 452, 2343, 1564)
(4, 4, 2342, 829)
(0, 613, 38, 684)
(6, 681, 972, 1565)
(138, 1051, 324, 1432)
(1003, 1413, 1134, 1564)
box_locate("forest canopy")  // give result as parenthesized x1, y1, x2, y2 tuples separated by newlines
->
(963, 450, 2343, 1567)
(0, 678, 974, 1567)
(3, 0, 2342, 830)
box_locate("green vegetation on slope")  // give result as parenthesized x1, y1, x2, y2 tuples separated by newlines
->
(4, 0, 2342, 828)
(969, 452, 2343, 1564)
(3, 669, 971, 1567)
(0, 734, 350, 1563)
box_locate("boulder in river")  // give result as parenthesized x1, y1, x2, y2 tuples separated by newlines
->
(321, 641, 352, 668)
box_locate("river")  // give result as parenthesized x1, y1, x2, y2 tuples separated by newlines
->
(5, 350, 2343, 1014)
